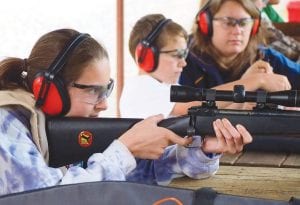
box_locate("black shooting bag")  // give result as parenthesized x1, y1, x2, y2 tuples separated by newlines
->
(0, 181, 298, 205)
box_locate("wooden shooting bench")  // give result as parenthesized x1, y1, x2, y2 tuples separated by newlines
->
(169, 145, 300, 201)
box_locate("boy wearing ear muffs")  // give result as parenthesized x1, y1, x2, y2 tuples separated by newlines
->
(120, 13, 253, 184)
(180, 0, 300, 110)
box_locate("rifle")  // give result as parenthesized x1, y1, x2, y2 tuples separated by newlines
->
(47, 85, 300, 168)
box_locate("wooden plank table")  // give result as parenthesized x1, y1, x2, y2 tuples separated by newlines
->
(169, 152, 300, 201)
(221, 152, 300, 168)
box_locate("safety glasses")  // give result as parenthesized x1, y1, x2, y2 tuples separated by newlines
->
(160, 48, 189, 59)
(213, 17, 254, 30)
(71, 78, 114, 105)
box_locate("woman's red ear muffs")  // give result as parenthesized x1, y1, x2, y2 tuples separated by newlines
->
(197, 9, 213, 37)
(251, 18, 260, 36)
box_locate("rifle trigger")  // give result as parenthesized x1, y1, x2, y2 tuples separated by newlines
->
(185, 115, 199, 148)
(187, 115, 196, 137)
(187, 126, 195, 138)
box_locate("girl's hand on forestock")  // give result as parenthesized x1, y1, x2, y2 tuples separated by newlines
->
(202, 119, 252, 155)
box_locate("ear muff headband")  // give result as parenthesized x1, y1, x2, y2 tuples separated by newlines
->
(46, 33, 90, 79)
(143, 18, 172, 46)
(32, 33, 90, 116)
(135, 18, 172, 72)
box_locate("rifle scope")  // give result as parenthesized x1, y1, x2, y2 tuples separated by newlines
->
(171, 85, 300, 107)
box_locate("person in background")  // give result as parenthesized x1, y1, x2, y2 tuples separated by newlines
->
(120, 13, 253, 184)
(180, 0, 300, 110)
(261, 0, 284, 23)
(254, 0, 300, 63)
(200, 0, 283, 22)
(0, 28, 196, 196)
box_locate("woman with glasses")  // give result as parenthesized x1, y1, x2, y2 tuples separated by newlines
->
(120, 14, 252, 185)
(0, 28, 199, 195)
(180, 0, 300, 110)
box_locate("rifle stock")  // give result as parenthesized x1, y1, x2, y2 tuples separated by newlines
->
(47, 107, 300, 168)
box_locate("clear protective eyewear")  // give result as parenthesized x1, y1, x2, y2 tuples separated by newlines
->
(71, 78, 114, 105)
(160, 48, 189, 59)
(213, 17, 254, 30)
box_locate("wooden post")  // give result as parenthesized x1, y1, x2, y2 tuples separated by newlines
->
(116, 0, 124, 117)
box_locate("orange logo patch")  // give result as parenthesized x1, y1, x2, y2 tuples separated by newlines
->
(78, 131, 93, 148)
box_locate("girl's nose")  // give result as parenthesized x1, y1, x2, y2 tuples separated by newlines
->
(179, 58, 187, 68)
(94, 98, 108, 110)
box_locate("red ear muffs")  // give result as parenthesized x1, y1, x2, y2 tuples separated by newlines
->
(196, 0, 213, 37)
(197, 9, 213, 37)
(32, 74, 70, 116)
(251, 18, 260, 36)
(135, 41, 159, 73)
(32, 33, 90, 116)
(135, 18, 172, 73)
